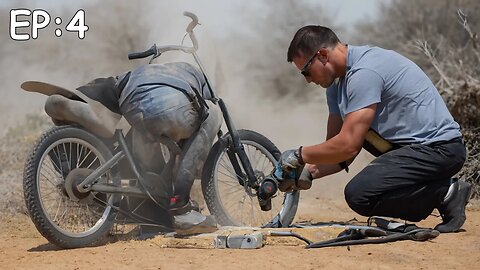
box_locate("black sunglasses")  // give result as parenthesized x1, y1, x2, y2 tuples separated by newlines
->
(300, 51, 320, 77)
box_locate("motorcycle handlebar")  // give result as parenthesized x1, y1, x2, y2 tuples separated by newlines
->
(128, 45, 157, 60)
(183, 11, 199, 52)
(128, 11, 199, 60)
(183, 11, 199, 33)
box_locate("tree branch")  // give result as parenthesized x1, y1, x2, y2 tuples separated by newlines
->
(414, 40, 453, 93)
(457, 9, 478, 49)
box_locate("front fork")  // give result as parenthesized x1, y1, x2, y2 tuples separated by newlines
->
(217, 98, 259, 188)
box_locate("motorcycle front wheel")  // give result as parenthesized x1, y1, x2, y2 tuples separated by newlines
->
(201, 129, 299, 227)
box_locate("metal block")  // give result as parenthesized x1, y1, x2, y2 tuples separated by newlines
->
(214, 235, 227, 249)
(226, 232, 264, 249)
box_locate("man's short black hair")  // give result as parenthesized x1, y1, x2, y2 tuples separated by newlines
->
(287, 25, 341, 62)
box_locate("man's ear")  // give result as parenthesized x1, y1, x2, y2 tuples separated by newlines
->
(318, 48, 329, 65)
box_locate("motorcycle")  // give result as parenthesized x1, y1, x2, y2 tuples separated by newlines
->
(20, 12, 299, 248)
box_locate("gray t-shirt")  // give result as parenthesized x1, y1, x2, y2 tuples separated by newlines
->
(326, 45, 461, 145)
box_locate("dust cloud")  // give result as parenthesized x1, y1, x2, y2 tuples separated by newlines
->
(0, 0, 372, 215)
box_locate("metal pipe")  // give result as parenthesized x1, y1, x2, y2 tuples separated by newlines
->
(193, 52, 217, 101)
(218, 99, 257, 186)
(116, 129, 143, 182)
(90, 183, 147, 198)
(76, 151, 125, 192)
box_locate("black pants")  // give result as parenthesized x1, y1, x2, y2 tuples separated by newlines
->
(344, 138, 466, 222)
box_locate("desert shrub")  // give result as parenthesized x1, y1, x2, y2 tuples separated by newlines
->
(0, 113, 52, 214)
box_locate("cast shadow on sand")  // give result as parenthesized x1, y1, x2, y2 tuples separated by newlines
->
(27, 228, 141, 252)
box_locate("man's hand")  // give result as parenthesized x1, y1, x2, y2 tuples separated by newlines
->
(277, 167, 313, 192)
(280, 147, 305, 171)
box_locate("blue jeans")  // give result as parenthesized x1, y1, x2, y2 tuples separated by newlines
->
(121, 85, 200, 142)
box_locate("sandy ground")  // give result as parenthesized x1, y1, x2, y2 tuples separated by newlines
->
(0, 195, 479, 270)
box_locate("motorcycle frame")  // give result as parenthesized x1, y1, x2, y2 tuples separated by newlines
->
(75, 12, 259, 199)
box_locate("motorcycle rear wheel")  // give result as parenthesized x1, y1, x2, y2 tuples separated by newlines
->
(23, 126, 118, 248)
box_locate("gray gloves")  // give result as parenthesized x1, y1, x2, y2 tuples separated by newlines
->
(279, 147, 304, 172)
(277, 146, 312, 192)
(277, 167, 313, 192)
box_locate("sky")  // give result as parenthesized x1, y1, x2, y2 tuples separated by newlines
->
(4, 0, 385, 35)
(168, 0, 385, 35)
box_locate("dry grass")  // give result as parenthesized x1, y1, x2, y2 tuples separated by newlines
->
(0, 113, 51, 214)
(458, 127, 480, 198)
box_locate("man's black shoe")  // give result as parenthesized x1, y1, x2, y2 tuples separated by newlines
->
(435, 180, 472, 233)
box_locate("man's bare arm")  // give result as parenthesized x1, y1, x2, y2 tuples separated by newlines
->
(303, 104, 377, 164)
(307, 113, 349, 179)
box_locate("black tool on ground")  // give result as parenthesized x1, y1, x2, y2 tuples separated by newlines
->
(275, 217, 441, 249)
(305, 227, 439, 248)
(268, 231, 313, 245)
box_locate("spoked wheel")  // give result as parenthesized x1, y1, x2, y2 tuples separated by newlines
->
(202, 129, 299, 227)
(23, 126, 119, 248)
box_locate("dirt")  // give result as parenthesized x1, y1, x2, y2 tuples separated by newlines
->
(0, 196, 479, 270)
